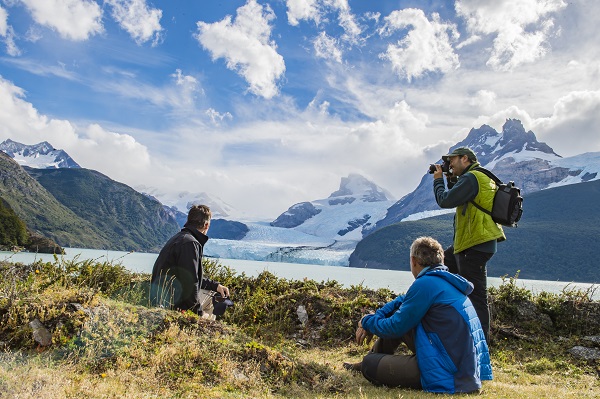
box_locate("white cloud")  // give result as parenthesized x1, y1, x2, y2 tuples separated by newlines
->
(531, 90, 600, 156)
(313, 31, 342, 62)
(0, 5, 21, 56)
(96, 69, 203, 111)
(105, 0, 163, 46)
(467, 90, 600, 157)
(379, 9, 460, 81)
(20, 0, 103, 41)
(2, 57, 78, 79)
(25, 26, 43, 43)
(456, 0, 568, 71)
(0, 76, 151, 183)
(286, 0, 363, 44)
(3, 27, 20, 57)
(206, 108, 233, 126)
(170, 69, 201, 107)
(332, 0, 362, 45)
(195, 0, 285, 99)
(469, 89, 497, 113)
(0, 6, 8, 36)
(286, 0, 320, 26)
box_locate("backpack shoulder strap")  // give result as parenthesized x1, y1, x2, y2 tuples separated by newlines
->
(469, 166, 500, 215)
(471, 166, 503, 185)
(470, 198, 492, 215)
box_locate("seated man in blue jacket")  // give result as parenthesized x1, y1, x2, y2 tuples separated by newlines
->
(344, 236, 492, 394)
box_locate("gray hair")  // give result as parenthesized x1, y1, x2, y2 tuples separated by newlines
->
(410, 236, 444, 267)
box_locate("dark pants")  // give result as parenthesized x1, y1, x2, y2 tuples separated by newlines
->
(361, 331, 422, 389)
(444, 246, 492, 342)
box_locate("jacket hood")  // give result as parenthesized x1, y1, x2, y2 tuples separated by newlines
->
(424, 265, 474, 295)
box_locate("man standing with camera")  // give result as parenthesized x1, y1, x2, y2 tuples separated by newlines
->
(432, 147, 505, 342)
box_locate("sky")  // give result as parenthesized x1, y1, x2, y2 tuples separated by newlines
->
(0, 0, 599, 220)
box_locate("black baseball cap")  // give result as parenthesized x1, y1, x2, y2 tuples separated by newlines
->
(442, 147, 478, 162)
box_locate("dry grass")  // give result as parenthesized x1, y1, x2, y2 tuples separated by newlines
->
(2, 344, 597, 399)
(1, 259, 599, 398)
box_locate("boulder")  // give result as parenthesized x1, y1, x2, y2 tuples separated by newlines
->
(568, 346, 600, 361)
(29, 319, 52, 347)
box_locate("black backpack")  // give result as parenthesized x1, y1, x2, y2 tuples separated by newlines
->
(470, 167, 523, 227)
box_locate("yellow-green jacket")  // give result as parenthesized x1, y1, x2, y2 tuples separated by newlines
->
(433, 163, 505, 253)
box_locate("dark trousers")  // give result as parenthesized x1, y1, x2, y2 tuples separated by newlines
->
(361, 331, 422, 389)
(444, 246, 492, 342)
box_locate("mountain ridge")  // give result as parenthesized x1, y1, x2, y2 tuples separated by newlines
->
(0, 139, 81, 169)
(372, 119, 599, 232)
(349, 179, 600, 283)
(24, 166, 180, 252)
(0, 151, 111, 248)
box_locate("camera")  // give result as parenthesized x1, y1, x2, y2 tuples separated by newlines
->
(428, 159, 450, 174)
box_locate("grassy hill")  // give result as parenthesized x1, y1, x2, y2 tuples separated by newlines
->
(0, 257, 598, 398)
(24, 166, 180, 252)
(0, 151, 112, 248)
(350, 179, 600, 283)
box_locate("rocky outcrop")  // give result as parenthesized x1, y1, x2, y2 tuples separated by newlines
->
(569, 345, 600, 360)
(209, 219, 249, 240)
(338, 214, 371, 236)
(270, 202, 321, 228)
(491, 158, 572, 194)
(26, 231, 64, 254)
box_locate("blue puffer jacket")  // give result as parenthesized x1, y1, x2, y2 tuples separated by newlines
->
(361, 265, 492, 393)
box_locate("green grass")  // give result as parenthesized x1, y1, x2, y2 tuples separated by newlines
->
(0, 257, 598, 398)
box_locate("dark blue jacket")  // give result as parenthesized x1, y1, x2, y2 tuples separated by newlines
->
(361, 265, 492, 393)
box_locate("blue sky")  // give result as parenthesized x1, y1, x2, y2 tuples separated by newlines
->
(1, 0, 599, 219)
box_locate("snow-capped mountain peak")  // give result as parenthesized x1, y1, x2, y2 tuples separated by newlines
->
(0, 139, 81, 169)
(373, 118, 597, 232)
(206, 174, 397, 266)
(135, 185, 237, 219)
(271, 174, 395, 239)
(460, 119, 561, 168)
(329, 173, 396, 203)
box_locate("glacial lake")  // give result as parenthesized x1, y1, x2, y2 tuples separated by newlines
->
(1, 247, 598, 299)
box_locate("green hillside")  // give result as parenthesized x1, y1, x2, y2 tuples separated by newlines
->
(24, 166, 180, 252)
(0, 152, 111, 248)
(350, 179, 600, 283)
(0, 197, 28, 247)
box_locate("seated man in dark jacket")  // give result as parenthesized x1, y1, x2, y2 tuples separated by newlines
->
(150, 204, 229, 315)
(345, 236, 492, 394)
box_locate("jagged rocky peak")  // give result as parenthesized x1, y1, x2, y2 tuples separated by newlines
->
(372, 119, 568, 231)
(0, 138, 81, 169)
(2, 139, 54, 156)
(455, 119, 560, 166)
(329, 173, 395, 203)
(497, 119, 559, 157)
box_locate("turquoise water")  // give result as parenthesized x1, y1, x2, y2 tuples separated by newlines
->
(1, 247, 598, 299)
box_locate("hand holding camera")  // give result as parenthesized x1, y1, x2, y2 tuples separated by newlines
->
(428, 159, 451, 175)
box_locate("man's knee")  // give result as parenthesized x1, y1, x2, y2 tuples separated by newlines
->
(361, 353, 421, 389)
(361, 353, 386, 386)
